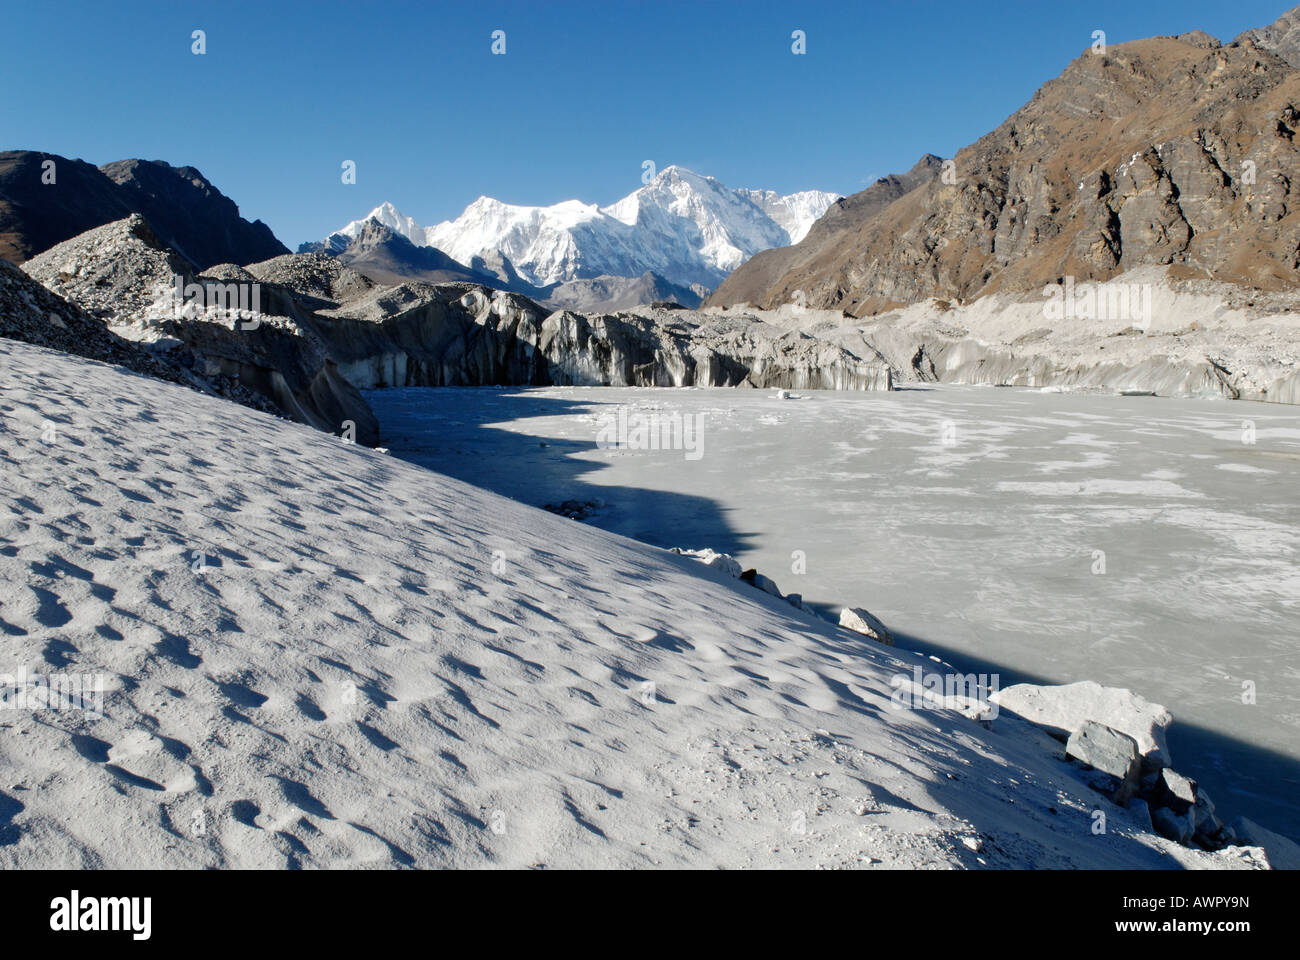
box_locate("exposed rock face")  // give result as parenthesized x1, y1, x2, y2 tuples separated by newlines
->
(723, 35, 1300, 314)
(1155, 768, 1198, 814)
(1, 252, 280, 419)
(0, 151, 287, 268)
(1238, 6, 1300, 68)
(1, 256, 168, 375)
(708, 267, 1300, 403)
(706, 155, 945, 310)
(20, 223, 892, 447)
(288, 277, 892, 393)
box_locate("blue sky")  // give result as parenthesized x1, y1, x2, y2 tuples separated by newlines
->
(2, 0, 1291, 246)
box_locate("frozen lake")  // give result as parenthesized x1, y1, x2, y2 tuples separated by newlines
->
(366, 383, 1300, 841)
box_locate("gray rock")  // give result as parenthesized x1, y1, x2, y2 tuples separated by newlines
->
(740, 569, 783, 598)
(1066, 721, 1142, 802)
(1152, 805, 1194, 844)
(990, 680, 1173, 770)
(1154, 768, 1198, 815)
(1129, 798, 1153, 832)
(1192, 790, 1218, 836)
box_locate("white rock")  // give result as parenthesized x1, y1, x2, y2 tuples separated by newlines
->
(839, 606, 894, 645)
(670, 547, 743, 579)
(989, 680, 1173, 768)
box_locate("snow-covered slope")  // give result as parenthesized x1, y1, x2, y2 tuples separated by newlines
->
(320, 167, 840, 291)
(734, 187, 840, 244)
(0, 336, 1273, 869)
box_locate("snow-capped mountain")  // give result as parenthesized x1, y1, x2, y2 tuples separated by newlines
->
(319, 167, 839, 291)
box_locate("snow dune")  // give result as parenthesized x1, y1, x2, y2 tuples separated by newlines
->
(0, 339, 1265, 868)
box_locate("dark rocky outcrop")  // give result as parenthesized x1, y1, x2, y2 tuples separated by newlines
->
(0, 151, 288, 268)
(299, 218, 500, 288)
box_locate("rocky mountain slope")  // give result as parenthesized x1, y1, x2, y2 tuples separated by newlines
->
(708, 24, 1300, 315)
(0, 151, 287, 269)
(708, 155, 946, 309)
(0, 332, 1276, 868)
(302, 218, 503, 289)
(312, 167, 839, 293)
(22, 217, 378, 444)
(1240, 4, 1300, 67)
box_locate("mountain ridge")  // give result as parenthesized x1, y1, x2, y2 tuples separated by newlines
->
(707, 15, 1300, 313)
(0, 151, 288, 269)
(308, 165, 839, 292)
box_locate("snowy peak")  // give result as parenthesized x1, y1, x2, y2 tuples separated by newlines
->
(737, 187, 844, 243)
(336, 202, 432, 247)
(315, 167, 840, 291)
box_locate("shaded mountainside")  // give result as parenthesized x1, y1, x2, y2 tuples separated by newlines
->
(708, 26, 1300, 315)
(303, 218, 503, 288)
(0, 151, 288, 269)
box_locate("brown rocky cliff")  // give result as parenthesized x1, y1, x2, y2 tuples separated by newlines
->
(708, 27, 1300, 315)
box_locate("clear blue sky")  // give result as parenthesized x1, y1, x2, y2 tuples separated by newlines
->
(2, 0, 1291, 247)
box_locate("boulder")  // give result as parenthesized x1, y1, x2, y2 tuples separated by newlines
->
(1129, 798, 1154, 832)
(1065, 721, 1142, 802)
(1152, 805, 1194, 844)
(670, 547, 743, 580)
(1230, 816, 1300, 870)
(740, 569, 783, 598)
(989, 680, 1173, 770)
(1192, 791, 1219, 837)
(1154, 768, 1197, 815)
(838, 606, 894, 645)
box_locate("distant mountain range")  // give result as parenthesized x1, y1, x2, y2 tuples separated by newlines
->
(300, 214, 710, 311)
(304, 166, 839, 295)
(0, 152, 287, 269)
